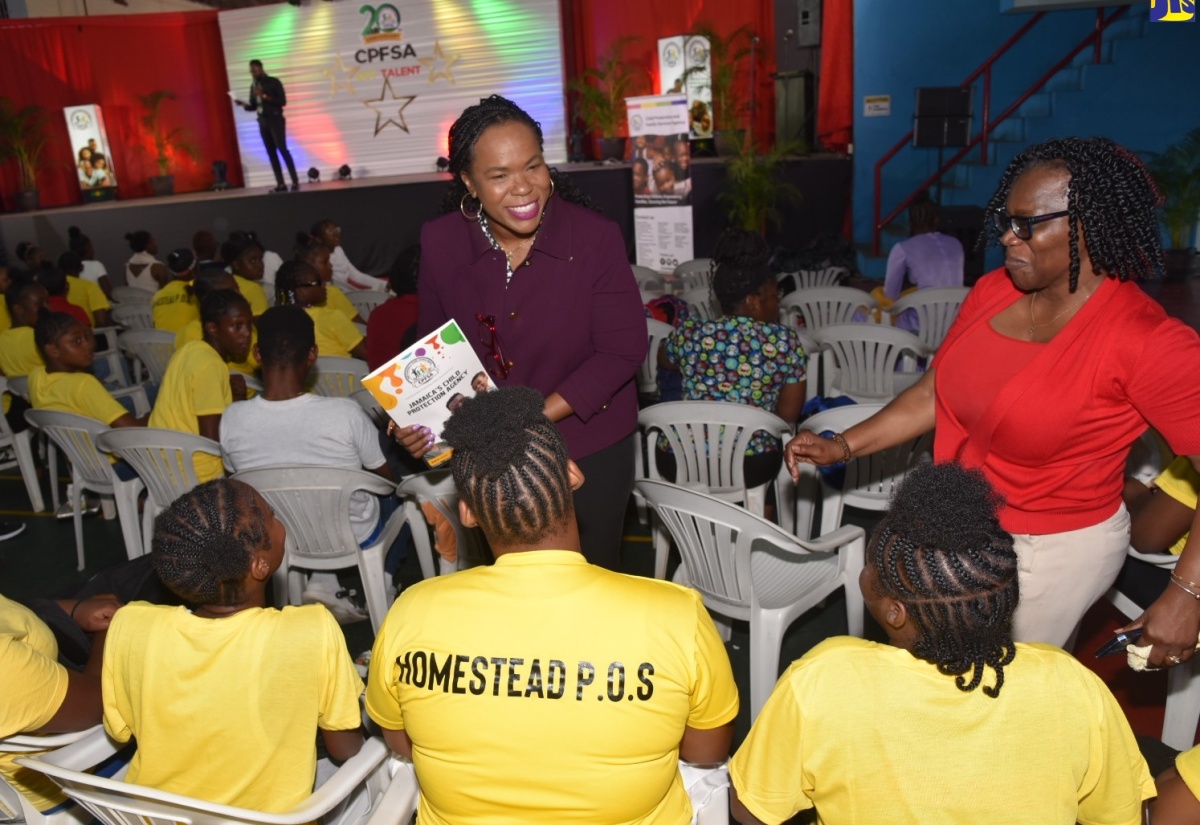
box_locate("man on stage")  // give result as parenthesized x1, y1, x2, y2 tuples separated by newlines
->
(235, 60, 300, 193)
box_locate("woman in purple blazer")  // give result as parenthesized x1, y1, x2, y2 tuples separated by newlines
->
(396, 95, 646, 570)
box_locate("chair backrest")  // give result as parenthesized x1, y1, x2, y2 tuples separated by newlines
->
(631, 264, 663, 286)
(111, 303, 153, 331)
(24, 410, 115, 490)
(888, 286, 970, 351)
(812, 324, 928, 402)
(679, 286, 718, 320)
(784, 266, 849, 290)
(111, 286, 152, 306)
(799, 403, 933, 511)
(638, 319, 676, 396)
(312, 356, 369, 398)
(95, 428, 221, 508)
(350, 389, 388, 430)
(395, 469, 491, 578)
(1126, 429, 1165, 482)
(636, 478, 851, 618)
(673, 258, 714, 291)
(0, 726, 108, 823)
(5, 375, 30, 402)
(234, 465, 396, 564)
(637, 401, 791, 501)
(345, 290, 389, 321)
(118, 330, 177, 385)
(639, 287, 666, 304)
(779, 286, 878, 333)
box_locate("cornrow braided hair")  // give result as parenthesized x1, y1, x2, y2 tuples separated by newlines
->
(274, 260, 318, 307)
(152, 479, 269, 607)
(200, 289, 250, 327)
(442, 386, 574, 546)
(438, 94, 597, 215)
(982, 137, 1165, 290)
(34, 311, 82, 355)
(870, 462, 1018, 698)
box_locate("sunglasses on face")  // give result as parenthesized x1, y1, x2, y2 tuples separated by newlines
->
(990, 209, 1070, 241)
(295, 281, 323, 289)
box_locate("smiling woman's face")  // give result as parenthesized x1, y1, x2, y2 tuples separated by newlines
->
(461, 121, 552, 244)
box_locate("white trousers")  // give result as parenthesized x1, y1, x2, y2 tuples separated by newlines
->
(1010, 505, 1131, 648)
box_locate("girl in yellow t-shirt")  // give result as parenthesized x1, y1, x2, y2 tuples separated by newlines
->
(101, 479, 365, 812)
(175, 267, 261, 377)
(221, 235, 269, 317)
(274, 261, 367, 361)
(295, 234, 363, 323)
(151, 249, 200, 333)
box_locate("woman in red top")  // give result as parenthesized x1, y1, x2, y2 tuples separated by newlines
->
(787, 137, 1200, 663)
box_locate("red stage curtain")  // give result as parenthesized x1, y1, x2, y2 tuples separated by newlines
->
(562, 0, 776, 150)
(0, 12, 242, 210)
(816, 0, 853, 154)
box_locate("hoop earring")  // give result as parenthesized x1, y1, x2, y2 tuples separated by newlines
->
(548, 177, 555, 199)
(460, 193, 482, 221)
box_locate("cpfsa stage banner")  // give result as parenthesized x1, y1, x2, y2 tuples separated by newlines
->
(626, 95, 693, 274)
(218, 0, 566, 188)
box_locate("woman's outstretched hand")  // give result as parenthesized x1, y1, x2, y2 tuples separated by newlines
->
(784, 431, 844, 479)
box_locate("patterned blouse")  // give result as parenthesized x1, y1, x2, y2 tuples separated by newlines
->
(664, 316, 807, 454)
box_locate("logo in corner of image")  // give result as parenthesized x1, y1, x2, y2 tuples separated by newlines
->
(404, 356, 439, 386)
(360, 2, 403, 42)
(1149, 0, 1194, 22)
(70, 110, 92, 130)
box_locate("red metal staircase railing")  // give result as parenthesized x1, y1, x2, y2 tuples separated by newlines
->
(871, 5, 1131, 255)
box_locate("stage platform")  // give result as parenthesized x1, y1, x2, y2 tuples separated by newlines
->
(0, 156, 850, 283)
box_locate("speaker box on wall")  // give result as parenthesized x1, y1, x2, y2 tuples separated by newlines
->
(913, 86, 973, 148)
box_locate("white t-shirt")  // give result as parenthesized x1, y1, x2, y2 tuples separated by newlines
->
(330, 245, 389, 292)
(80, 259, 108, 285)
(262, 249, 284, 289)
(220, 393, 388, 541)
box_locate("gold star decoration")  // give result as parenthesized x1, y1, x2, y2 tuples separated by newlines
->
(321, 54, 364, 97)
(418, 41, 460, 84)
(363, 78, 416, 136)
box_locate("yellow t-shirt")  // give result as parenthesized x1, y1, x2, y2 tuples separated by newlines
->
(102, 602, 363, 812)
(306, 305, 363, 359)
(1176, 744, 1200, 798)
(175, 319, 260, 376)
(0, 327, 44, 378)
(0, 595, 70, 812)
(0, 298, 12, 335)
(29, 366, 128, 426)
(151, 280, 199, 333)
(1155, 455, 1199, 555)
(365, 551, 739, 824)
(324, 284, 359, 321)
(730, 637, 1154, 825)
(66, 276, 110, 326)
(233, 275, 268, 317)
(148, 340, 232, 482)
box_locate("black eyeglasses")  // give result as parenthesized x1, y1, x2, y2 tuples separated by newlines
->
(990, 210, 1069, 241)
(476, 313, 512, 380)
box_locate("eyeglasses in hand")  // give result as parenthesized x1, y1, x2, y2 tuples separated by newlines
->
(476, 313, 512, 380)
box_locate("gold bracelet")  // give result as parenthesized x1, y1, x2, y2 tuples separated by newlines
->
(1171, 571, 1200, 591)
(1170, 576, 1200, 600)
(831, 432, 852, 464)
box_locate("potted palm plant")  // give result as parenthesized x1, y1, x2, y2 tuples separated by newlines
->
(720, 139, 803, 236)
(137, 90, 201, 197)
(568, 36, 647, 161)
(691, 24, 757, 156)
(0, 99, 50, 212)
(1146, 128, 1200, 280)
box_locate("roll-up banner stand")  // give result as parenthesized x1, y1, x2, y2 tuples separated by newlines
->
(65, 105, 118, 203)
(626, 94, 693, 274)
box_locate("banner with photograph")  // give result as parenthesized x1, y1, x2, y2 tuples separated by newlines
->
(656, 35, 712, 139)
(64, 105, 118, 198)
(218, 0, 566, 187)
(627, 94, 693, 274)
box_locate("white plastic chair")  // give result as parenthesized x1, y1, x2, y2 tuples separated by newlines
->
(777, 266, 848, 293)
(792, 404, 933, 539)
(345, 290, 389, 321)
(779, 286, 879, 333)
(638, 401, 794, 580)
(232, 465, 404, 633)
(673, 259, 714, 291)
(631, 264, 663, 285)
(1105, 548, 1200, 751)
(638, 479, 865, 720)
(118, 330, 175, 386)
(0, 726, 107, 825)
(0, 376, 46, 512)
(110, 286, 152, 305)
(24, 411, 146, 569)
(18, 731, 402, 825)
(811, 324, 929, 403)
(395, 469, 490, 579)
(638, 319, 676, 398)
(640, 286, 667, 304)
(313, 356, 369, 398)
(887, 286, 970, 351)
(110, 304, 153, 332)
(679, 286, 718, 321)
(95, 428, 223, 554)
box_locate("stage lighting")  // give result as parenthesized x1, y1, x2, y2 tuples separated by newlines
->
(307, 167, 320, 182)
(436, 156, 449, 171)
(210, 160, 230, 191)
(337, 164, 352, 180)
